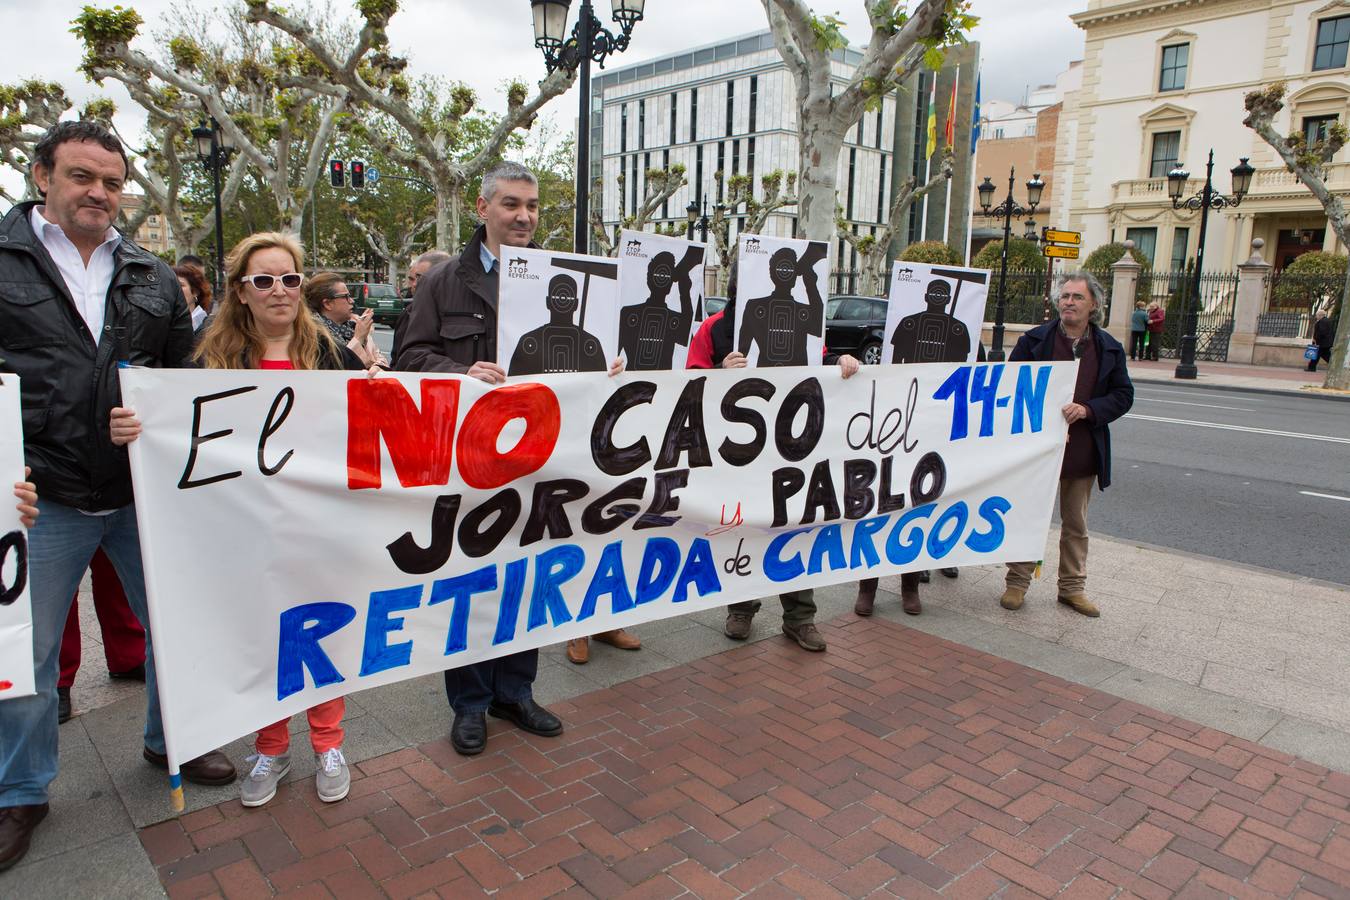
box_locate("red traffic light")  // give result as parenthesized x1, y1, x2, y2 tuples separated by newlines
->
(329, 159, 345, 188)
(350, 160, 365, 189)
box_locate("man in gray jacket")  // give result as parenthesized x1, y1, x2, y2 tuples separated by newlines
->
(0, 122, 236, 871)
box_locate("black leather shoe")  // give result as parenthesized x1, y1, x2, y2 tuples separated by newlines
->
(939, 567, 959, 579)
(918, 570, 931, 583)
(143, 747, 237, 786)
(0, 803, 49, 872)
(488, 698, 563, 738)
(109, 664, 145, 681)
(57, 687, 72, 724)
(451, 711, 487, 756)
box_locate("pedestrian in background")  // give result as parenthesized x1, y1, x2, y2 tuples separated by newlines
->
(392, 249, 452, 366)
(118, 232, 368, 808)
(172, 264, 212, 332)
(1146, 300, 1165, 360)
(304, 272, 386, 368)
(1129, 300, 1148, 360)
(1308, 309, 1334, 372)
(999, 271, 1134, 619)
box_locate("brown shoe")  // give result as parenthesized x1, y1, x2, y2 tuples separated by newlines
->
(593, 628, 641, 650)
(1058, 595, 1100, 617)
(1000, 587, 1026, 611)
(566, 638, 589, 664)
(854, 578, 877, 617)
(900, 572, 921, 616)
(724, 612, 754, 640)
(143, 747, 237, 786)
(0, 803, 48, 872)
(782, 622, 826, 651)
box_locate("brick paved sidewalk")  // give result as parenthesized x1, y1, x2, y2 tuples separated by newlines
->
(140, 616, 1350, 899)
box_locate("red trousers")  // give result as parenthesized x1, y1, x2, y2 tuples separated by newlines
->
(58, 548, 146, 689)
(255, 699, 346, 756)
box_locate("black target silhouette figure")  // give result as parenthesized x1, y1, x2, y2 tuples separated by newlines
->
(617, 245, 703, 371)
(509, 261, 614, 375)
(890, 267, 987, 364)
(737, 243, 826, 367)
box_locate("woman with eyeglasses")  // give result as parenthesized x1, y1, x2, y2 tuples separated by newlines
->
(109, 232, 362, 809)
(304, 272, 386, 368)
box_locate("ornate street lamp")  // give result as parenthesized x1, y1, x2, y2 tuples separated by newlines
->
(530, 0, 644, 254)
(978, 167, 1042, 360)
(685, 195, 709, 242)
(1165, 151, 1251, 379)
(192, 119, 234, 300)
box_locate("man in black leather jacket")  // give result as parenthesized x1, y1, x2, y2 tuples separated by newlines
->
(0, 122, 235, 873)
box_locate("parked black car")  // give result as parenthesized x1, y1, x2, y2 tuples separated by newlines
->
(825, 295, 887, 364)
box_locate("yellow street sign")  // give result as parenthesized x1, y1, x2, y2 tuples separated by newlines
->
(1043, 229, 1081, 245)
(1044, 245, 1080, 259)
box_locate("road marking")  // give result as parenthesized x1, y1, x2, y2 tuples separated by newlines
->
(1137, 387, 1268, 402)
(1300, 491, 1350, 502)
(1124, 413, 1350, 444)
(1136, 397, 1255, 411)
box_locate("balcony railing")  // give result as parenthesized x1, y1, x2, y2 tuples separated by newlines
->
(1112, 162, 1349, 204)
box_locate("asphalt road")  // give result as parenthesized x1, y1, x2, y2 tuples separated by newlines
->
(1093, 383, 1350, 585)
(369, 325, 1347, 584)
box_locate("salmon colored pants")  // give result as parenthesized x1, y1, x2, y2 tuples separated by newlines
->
(255, 699, 345, 756)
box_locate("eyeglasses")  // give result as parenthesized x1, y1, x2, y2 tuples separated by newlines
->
(331, 293, 352, 301)
(240, 273, 304, 291)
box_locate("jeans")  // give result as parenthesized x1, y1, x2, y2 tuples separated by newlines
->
(1006, 476, 1095, 597)
(1129, 331, 1147, 359)
(728, 589, 816, 626)
(0, 500, 165, 808)
(444, 650, 539, 715)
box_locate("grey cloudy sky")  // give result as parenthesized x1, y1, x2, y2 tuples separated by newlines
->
(0, 0, 1083, 195)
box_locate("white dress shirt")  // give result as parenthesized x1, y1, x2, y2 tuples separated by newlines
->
(30, 206, 121, 345)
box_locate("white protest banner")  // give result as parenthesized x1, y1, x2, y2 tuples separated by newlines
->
(885, 261, 991, 363)
(616, 230, 706, 371)
(734, 234, 829, 366)
(122, 361, 1074, 774)
(498, 247, 618, 376)
(0, 376, 35, 700)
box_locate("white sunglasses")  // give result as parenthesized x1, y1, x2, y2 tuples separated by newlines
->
(240, 273, 304, 291)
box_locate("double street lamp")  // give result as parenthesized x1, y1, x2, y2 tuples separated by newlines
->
(685, 195, 710, 242)
(191, 118, 234, 300)
(1165, 150, 1254, 379)
(977, 167, 1044, 361)
(530, 0, 645, 254)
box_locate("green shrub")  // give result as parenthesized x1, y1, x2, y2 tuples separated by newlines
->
(1272, 251, 1347, 311)
(972, 237, 1046, 273)
(897, 240, 962, 265)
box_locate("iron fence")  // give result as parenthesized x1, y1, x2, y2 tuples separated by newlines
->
(1257, 270, 1345, 339)
(830, 270, 861, 296)
(983, 268, 1054, 325)
(1148, 265, 1239, 361)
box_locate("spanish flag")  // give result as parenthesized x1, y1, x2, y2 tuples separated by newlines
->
(925, 77, 937, 158)
(944, 78, 957, 150)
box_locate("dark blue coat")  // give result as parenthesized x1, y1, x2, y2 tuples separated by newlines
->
(1009, 320, 1134, 490)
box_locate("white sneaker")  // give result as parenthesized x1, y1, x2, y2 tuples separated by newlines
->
(315, 747, 349, 803)
(240, 753, 290, 807)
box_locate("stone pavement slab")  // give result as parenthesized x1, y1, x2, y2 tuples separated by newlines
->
(125, 617, 1350, 898)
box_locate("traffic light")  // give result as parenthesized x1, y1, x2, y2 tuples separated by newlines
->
(350, 160, 365, 189)
(329, 159, 345, 188)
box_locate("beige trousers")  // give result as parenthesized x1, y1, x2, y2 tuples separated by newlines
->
(1006, 475, 1095, 597)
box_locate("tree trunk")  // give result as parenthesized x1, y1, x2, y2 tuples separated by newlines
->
(449, 199, 462, 255)
(797, 116, 844, 243)
(435, 188, 452, 253)
(1325, 262, 1350, 390)
(860, 250, 887, 298)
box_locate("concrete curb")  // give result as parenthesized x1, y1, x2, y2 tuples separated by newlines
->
(1130, 371, 1350, 402)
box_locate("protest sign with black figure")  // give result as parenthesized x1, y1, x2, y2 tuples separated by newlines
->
(499, 247, 618, 375)
(616, 230, 705, 371)
(734, 234, 829, 367)
(0, 376, 34, 700)
(886, 261, 990, 364)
